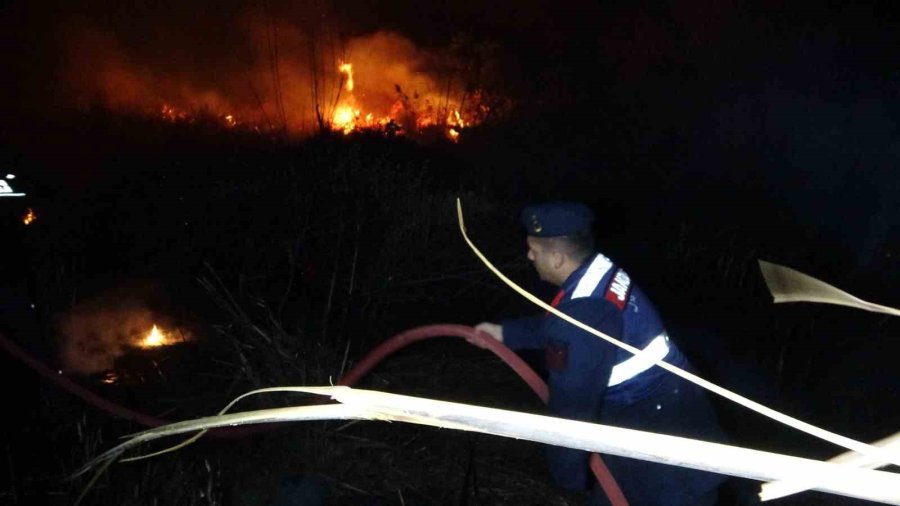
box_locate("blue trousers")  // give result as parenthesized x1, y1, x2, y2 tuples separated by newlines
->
(589, 374, 728, 505)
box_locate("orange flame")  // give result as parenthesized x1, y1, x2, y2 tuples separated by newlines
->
(329, 62, 477, 141)
(332, 105, 360, 134)
(101, 371, 118, 384)
(446, 110, 465, 143)
(22, 208, 36, 225)
(339, 62, 354, 92)
(141, 325, 171, 348)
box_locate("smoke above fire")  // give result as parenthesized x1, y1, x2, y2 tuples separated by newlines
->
(58, 8, 502, 139)
(56, 282, 187, 375)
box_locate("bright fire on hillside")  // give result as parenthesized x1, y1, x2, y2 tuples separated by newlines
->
(155, 68, 479, 141)
(65, 28, 505, 142)
(328, 62, 476, 141)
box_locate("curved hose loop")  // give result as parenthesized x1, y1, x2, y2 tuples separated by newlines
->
(339, 324, 547, 400)
(339, 324, 628, 506)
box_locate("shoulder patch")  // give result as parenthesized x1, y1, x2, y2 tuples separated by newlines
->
(604, 268, 632, 311)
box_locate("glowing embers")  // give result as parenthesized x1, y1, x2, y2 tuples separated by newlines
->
(160, 103, 192, 122)
(160, 103, 239, 129)
(139, 324, 177, 348)
(22, 208, 36, 225)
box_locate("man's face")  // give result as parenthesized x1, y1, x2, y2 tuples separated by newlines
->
(526, 236, 559, 284)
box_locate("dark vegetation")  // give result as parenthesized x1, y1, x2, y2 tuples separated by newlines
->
(2, 29, 899, 502)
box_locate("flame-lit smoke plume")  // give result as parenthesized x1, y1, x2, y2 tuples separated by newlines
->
(58, 307, 154, 374)
(59, 7, 505, 140)
(56, 283, 188, 375)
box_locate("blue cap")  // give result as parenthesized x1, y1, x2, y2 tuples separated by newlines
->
(521, 201, 595, 237)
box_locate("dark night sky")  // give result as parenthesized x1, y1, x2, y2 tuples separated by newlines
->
(3, 1, 899, 104)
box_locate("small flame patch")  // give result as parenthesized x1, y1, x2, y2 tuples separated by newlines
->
(140, 325, 171, 348)
(22, 208, 36, 225)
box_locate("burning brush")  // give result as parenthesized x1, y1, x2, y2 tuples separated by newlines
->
(64, 23, 503, 142)
(57, 283, 192, 379)
(329, 61, 475, 141)
(139, 324, 178, 349)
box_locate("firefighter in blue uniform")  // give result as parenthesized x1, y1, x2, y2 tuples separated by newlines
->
(475, 201, 727, 505)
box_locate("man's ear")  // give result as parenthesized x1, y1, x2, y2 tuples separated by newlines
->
(551, 250, 566, 269)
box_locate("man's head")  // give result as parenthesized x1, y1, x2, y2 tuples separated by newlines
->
(520, 202, 596, 285)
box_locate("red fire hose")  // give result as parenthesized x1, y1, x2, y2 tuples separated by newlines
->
(1, 326, 626, 505)
(0, 331, 170, 428)
(0, 332, 266, 438)
(339, 324, 627, 506)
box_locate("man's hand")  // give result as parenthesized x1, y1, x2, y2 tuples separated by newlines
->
(472, 322, 503, 347)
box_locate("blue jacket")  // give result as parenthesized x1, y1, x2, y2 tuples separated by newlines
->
(502, 252, 690, 491)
